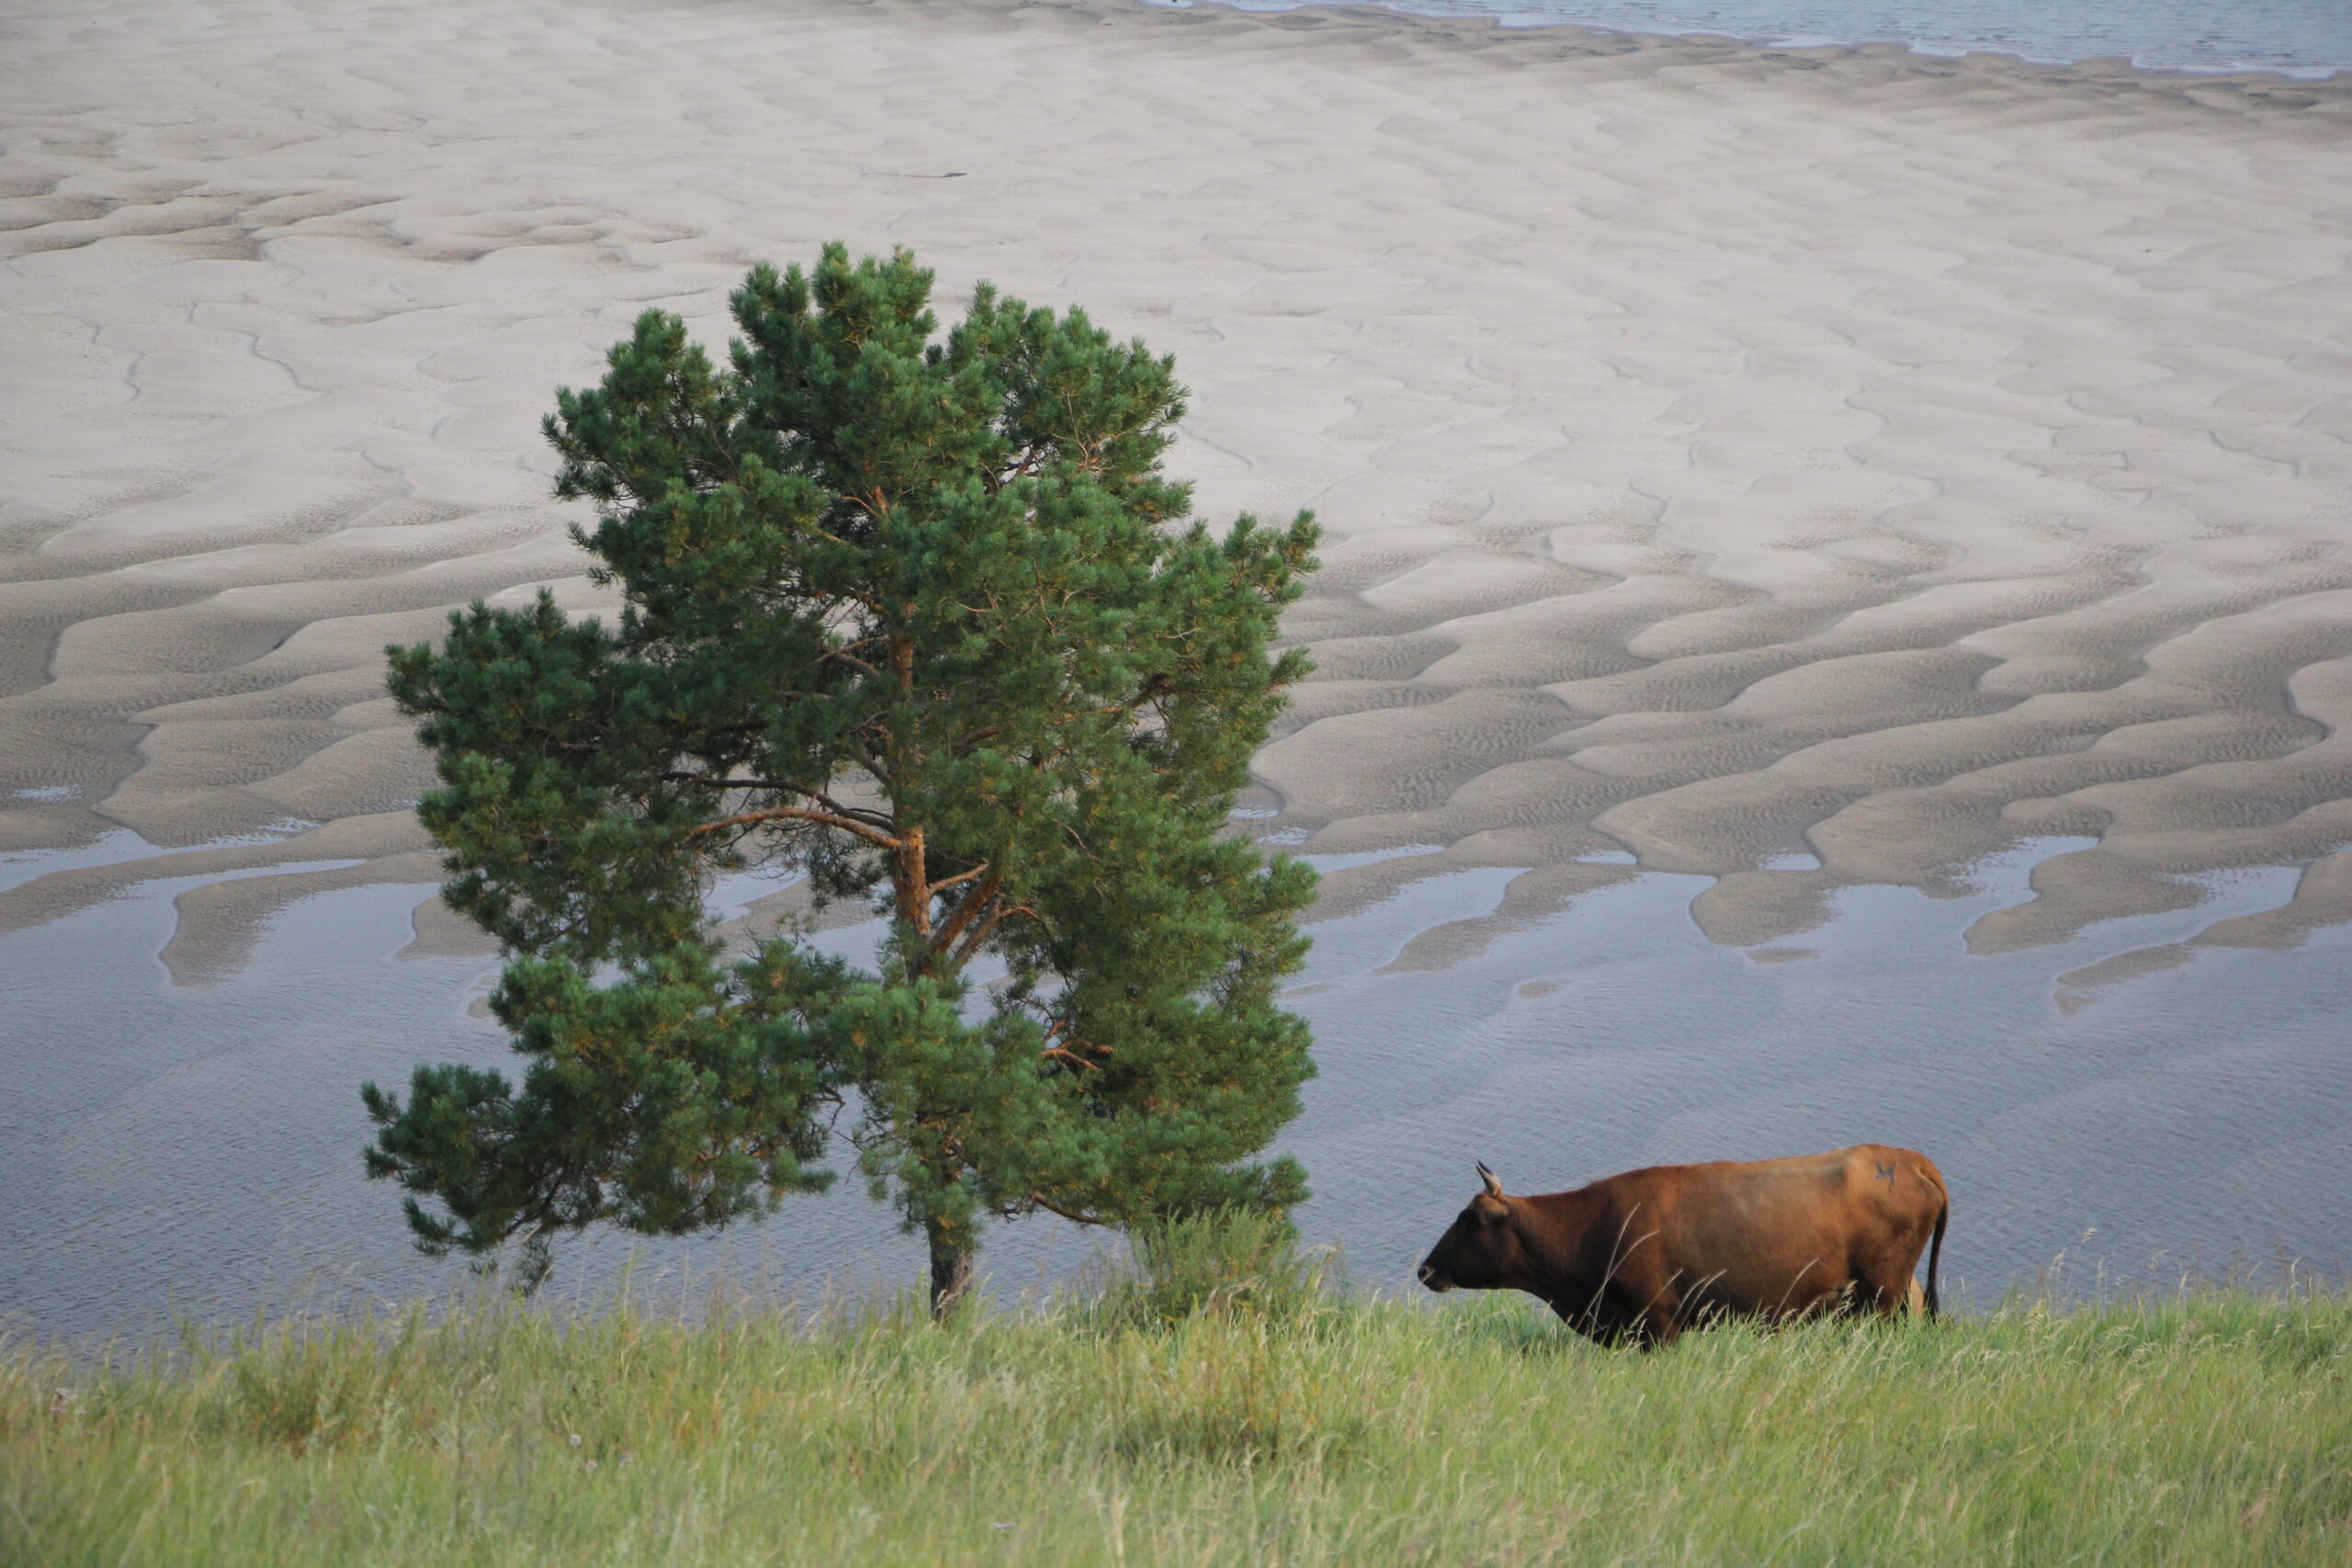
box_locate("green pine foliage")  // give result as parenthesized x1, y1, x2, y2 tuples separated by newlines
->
(362, 244, 1323, 1309)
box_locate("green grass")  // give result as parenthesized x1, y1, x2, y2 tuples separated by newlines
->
(6, 1258, 2346, 1566)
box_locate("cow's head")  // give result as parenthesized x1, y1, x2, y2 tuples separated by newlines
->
(1418, 1162, 1524, 1292)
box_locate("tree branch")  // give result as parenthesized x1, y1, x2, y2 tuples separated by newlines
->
(662, 772, 897, 830)
(927, 862, 991, 896)
(951, 899, 1036, 968)
(1026, 1191, 1109, 1226)
(926, 867, 1001, 964)
(817, 643, 881, 677)
(684, 806, 902, 852)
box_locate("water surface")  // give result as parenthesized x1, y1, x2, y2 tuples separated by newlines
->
(1160, 0, 2352, 76)
(4, 837, 2345, 1342)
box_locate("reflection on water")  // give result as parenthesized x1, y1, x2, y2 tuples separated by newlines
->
(2, 839, 2346, 1342)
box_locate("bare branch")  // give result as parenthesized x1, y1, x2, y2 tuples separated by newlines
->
(951, 898, 1037, 968)
(684, 805, 902, 852)
(1027, 1191, 1109, 1226)
(925, 868, 1000, 966)
(817, 645, 881, 677)
(662, 772, 897, 831)
(927, 863, 991, 896)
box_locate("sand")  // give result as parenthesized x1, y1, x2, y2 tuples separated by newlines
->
(1, 0, 2349, 1332)
(5, 0, 2348, 980)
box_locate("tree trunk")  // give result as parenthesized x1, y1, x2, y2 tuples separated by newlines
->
(927, 1215, 975, 1319)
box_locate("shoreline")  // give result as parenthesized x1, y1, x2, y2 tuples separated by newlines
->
(1128, 0, 2352, 85)
(1082, 0, 2352, 107)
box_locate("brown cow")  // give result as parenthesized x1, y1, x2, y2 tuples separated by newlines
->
(1417, 1145, 1949, 1347)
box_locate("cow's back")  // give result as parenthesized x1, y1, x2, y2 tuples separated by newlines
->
(1597, 1145, 1944, 1321)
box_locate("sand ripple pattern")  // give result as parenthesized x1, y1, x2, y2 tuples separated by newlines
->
(3, 0, 2348, 980)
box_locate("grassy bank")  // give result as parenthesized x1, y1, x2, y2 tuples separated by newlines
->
(5, 1271, 2346, 1566)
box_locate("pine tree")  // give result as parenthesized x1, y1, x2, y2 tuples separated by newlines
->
(362, 244, 1321, 1314)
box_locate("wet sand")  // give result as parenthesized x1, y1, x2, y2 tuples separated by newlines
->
(2, 0, 2349, 1334)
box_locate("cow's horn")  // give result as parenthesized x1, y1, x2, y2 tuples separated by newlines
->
(1476, 1161, 1503, 1198)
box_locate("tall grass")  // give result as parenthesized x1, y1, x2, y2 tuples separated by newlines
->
(1082, 1207, 1336, 1330)
(5, 1242, 2346, 1565)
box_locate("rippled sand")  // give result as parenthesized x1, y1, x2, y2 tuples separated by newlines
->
(6, 0, 2349, 971)
(2, 0, 2349, 1334)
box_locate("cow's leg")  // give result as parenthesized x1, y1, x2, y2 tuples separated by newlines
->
(1547, 1292, 1602, 1344)
(1563, 1303, 1640, 1348)
(1553, 1290, 1662, 1348)
(1849, 1252, 1919, 1321)
(1613, 1281, 1685, 1349)
(1631, 1302, 1682, 1349)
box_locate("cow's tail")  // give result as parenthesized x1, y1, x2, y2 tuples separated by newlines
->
(1923, 1183, 1949, 1320)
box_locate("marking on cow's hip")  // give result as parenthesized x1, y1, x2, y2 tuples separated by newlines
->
(1875, 1161, 1897, 1187)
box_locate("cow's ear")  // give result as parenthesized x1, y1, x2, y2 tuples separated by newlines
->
(1476, 1162, 1504, 1199)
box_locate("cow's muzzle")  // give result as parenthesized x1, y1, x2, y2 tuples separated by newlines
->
(1418, 1263, 1451, 1292)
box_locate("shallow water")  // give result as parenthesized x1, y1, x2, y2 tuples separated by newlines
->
(1284, 845, 2352, 1303)
(3, 835, 2346, 1342)
(1159, 0, 2352, 76)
